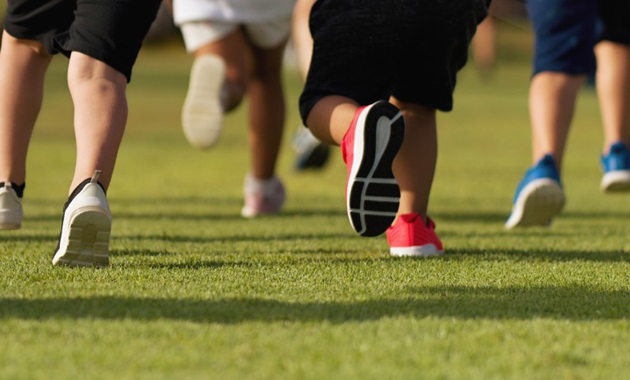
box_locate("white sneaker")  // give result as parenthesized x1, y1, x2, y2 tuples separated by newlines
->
(0, 182, 22, 230)
(52, 171, 112, 267)
(241, 174, 286, 218)
(182, 55, 226, 149)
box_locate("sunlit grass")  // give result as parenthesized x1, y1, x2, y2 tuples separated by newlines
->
(2, 25, 630, 380)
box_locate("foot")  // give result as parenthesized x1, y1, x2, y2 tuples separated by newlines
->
(387, 213, 443, 257)
(182, 55, 226, 149)
(505, 154, 565, 229)
(342, 101, 405, 237)
(241, 174, 286, 218)
(601, 141, 630, 192)
(292, 127, 330, 171)
(0, 182, 23, 230)
(52, 171, 112, 267)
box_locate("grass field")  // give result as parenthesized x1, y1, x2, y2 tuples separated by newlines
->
(2, 24, 630, 379)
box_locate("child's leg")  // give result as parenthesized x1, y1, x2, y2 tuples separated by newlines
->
(529, 72, 585, 170)
(247, 42, 287, 179)
(595, 41, 630, 192)
(239, 41, 289, 218)
(291, 0, 315, 82)
(597, 0, 630, 176)
(67, 52, 128, 192)
(290, 0, 330, 171)
(0, 32, 52, 184)
(192, 29, 249, 112)
(180, 25, 249, 149)
(389, 100, 437, 220)
(596, 41, 630, 151)
(305, 96, 359, 144)
(525, 0, 596, 170)
(307, 96, 404, 236)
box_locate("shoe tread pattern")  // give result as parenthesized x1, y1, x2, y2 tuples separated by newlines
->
(348, 101, 404, 237)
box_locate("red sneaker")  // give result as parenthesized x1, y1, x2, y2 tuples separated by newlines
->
(341, 101, 405, 237)
(386, 213, 444, 257)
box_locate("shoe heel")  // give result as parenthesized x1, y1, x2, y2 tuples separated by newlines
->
(53, 208, 111, 267)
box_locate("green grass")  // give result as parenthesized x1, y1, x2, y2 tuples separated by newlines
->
(2, 26, 630, 379)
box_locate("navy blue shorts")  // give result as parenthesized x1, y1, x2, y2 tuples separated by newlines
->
(299, 0, 488, 123)
(527, 0, 630, 76)
(3, 0, 162, 82)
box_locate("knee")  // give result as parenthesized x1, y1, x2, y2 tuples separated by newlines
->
(66, 52, 126, 89)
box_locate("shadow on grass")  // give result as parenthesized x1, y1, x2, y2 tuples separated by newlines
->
(18, 199, 630, 225)
(115, 231, 352, 244)
(21, 209, 345, 223)
(445, 248, 630, 262)
(20, 208, 344, 225)
(2, 239, 629, 263)
(114, 246, 352, 258)
(1, 284, 629, 322)
(431, 209, 630, 224)
(0, 230, 354, 245)
(110, 246, 630, 262)
(435, 210, 508, 224)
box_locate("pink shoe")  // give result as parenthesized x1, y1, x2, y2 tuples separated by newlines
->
(341, 101, 404, 237)
(241, 174, 286, 218)
(386, 213, 444, 257)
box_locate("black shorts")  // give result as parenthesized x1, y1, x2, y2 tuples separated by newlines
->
(299, 0, 488, 123)
(3, 0, 161, 82)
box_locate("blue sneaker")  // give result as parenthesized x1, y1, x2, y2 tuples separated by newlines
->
(600, 141, 630, 192)
(505, 154, 566, 229)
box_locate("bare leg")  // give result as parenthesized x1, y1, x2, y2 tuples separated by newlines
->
(67, 52, 128, 192)
(529, 71, 585, 171)
(0, 32, 52, 184)
(506, 71, 579, 228)
(181, 30, 249, 149)
(390, 99, 437, 221)
(290, 0, 330, 171)
(471, 15, 496, 76)
(306, 95, 437, 224)
(291, 0, 315, 81)
(305, 95, 358, 145)
(595, 41, 630, 152)
(193, 31, 249, 112)
(247, 42, 287, 179)
(194, 29, 286, 180)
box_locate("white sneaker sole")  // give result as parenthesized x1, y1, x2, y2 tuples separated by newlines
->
(182, 55, 225, 149)
(0, 215, 21, 230)
(390, 245, 443, 257)
(52, 207, 111, 267)
(0, 187, 22, 230)
(505, 178, 565, 229)
(601, 170, 630, 192)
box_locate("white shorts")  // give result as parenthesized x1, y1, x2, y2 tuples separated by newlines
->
(173, 0, 295, 24)
(179, 18, 291, 53)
